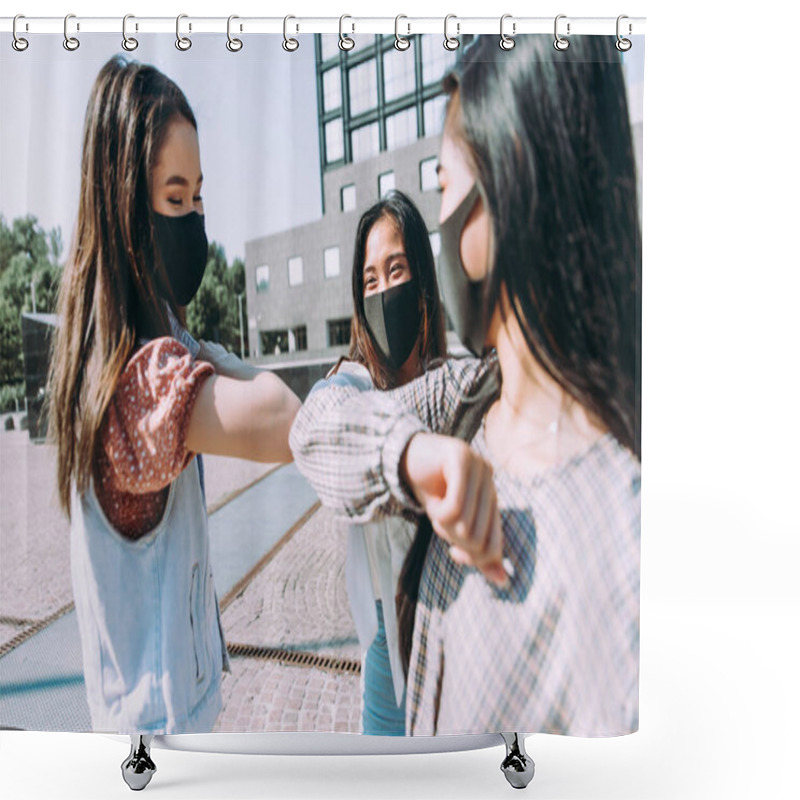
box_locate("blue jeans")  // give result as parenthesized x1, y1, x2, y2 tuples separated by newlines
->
(362, 600, 406, 735)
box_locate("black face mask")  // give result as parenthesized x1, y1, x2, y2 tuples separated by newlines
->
(363, 279, 422, 371)
(437, 182, 488, 356)
(153, 211, 209, 306)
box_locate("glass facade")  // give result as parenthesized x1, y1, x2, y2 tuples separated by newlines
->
(386, 107, 417, 152)
(421, 36, 458, 86)
(351, 122, 380, 163)
(322, 66, 342, 112)
(315, 34, 466, 172)
(348, 59, 378, 117)
(383, 44, 416, 102)
(325, 118, 344, 163)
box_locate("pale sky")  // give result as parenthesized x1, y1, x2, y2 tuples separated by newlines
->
(0, 33, 323, 262)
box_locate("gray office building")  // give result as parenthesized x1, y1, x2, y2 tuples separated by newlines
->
(244, 35, 461, 363)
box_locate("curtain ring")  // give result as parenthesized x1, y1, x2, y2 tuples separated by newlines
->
(444, 14, 460, 51)
(339, 14, 355, 51)
(176, 14, 192, 51)
(283, 15, 299, 52)
(63, 13, 80, 51)
(615, 15, 632, 51)
(122, 14, 138, 51)
(394, 15, 411, 51)
(553, 14, 570, 51)
(226, 14, 243, 52)
(12, 15, 29, 52)
(499, 14, 515, 50)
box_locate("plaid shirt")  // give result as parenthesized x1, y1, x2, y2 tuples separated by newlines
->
(290, 354, 640, 736)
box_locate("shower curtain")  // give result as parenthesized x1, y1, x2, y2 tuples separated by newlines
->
(0, 25, 644, 739)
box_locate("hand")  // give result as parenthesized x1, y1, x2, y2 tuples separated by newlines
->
(401, 433, 509, 588)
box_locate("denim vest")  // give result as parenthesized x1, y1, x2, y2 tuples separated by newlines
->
(70, 456, 230, 734)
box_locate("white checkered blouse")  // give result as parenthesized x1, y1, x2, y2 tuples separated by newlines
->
(289, 353, 640, 736)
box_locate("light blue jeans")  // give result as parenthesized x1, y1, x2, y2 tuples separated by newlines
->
(362, 600, 406, 735)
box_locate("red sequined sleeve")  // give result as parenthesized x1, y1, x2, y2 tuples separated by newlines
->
(94, 336, 215, 539)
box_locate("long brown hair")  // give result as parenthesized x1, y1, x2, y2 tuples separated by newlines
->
(47, 56, 197, 516)
(348, 190, 446, 389)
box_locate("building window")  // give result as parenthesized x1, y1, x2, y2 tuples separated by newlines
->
(341, 183, 357, 212)
(383, 44, 416, 102)
(429, 231, 441, 258)
(421, 36, 458, 86)
(325, 118, 344, 164)
(351, 122, 379, 163)
(324, 246, 340, 278)
(290, 325, 308, 353)
(288, 256, 303, 287)
(320, 34, 340, 62)
(423, 95, 447, 137)
(260, 329, 289, 355)
(420, 156, 439, 191)
(348, 58, 378, 116)
(379, 171, 396, 198)
(327, 317, 352, 347)
(322, 66, 342, 112)
(386, 106, 417, 152)
(255, 264, 270, 293)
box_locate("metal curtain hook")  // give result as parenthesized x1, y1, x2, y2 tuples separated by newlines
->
(63, 13, 80, 51)
(176, 14, 192, 50)
(616, 14, 632, 51)
(444, 13, 460, 51)
(12, 14, 29, 51)
(227, 14, 243, 51)
(283, 15, 299, 52)
(499, 14, 516, 50)
(122, 14, 138, 51)
(339, 14, 355, 50)
(554, 14, 570, 51)
(394, 14, 410, 51)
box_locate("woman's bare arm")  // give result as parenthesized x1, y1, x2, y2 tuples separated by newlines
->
(186, 368, 300, 463)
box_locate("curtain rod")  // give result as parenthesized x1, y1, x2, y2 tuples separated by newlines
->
(0, 15, 646, 37)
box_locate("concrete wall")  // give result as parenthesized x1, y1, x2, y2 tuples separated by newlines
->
(245, 135, 443, 363)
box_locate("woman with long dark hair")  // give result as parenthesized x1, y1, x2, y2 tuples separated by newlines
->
(291, 34, 641, 736)
(47, 56, 299, 734)
(324, 190, 445, 734)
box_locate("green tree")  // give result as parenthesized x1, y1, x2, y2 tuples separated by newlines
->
(186, 243, 248, 357)
(0, 215, 63, 386)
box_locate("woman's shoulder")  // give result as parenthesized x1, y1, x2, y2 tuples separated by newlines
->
(429, 350, 499, 392)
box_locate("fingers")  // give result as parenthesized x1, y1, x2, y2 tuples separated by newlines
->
(423, 439, 508, 588)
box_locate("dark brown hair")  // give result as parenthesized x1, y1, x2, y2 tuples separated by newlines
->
(443, 35, 641, 457)
(348, 190, 446, 389)
(47, 55, 196, 516)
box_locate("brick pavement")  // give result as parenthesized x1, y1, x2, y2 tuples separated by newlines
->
(215, 505, 363, 733)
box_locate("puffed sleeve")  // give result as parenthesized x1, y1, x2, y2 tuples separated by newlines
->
(100, 337, 215, 494)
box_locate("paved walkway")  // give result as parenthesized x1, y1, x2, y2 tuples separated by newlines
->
(0, 432, 363, 733)
(215, 505, 361, 733)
